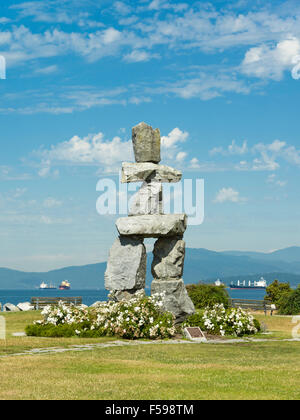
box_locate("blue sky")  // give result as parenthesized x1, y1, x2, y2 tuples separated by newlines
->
(1, 0, 300, 271)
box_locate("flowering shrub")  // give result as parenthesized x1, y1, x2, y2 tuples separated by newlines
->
(184, 304, 260, 337)
(25, 291, 176, 340)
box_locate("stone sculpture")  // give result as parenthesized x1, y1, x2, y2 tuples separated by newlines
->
(104, 122, 195, 323)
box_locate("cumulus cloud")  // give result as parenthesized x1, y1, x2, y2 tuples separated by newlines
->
(31, 126, 195, 175)
(161, 127, 188, 148)
(36, 132, 134, 174)
(241, 37, 300, 80)
(160, 128, 189, 163)
(214, 187, 246, 203)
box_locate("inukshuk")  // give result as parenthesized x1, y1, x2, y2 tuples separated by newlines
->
(104, 122, 195, 323)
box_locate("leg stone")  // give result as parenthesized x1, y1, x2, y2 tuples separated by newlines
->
(105, 236, 146, 293)
(152, 237, 185, 279)
(151, 279, 195, 323)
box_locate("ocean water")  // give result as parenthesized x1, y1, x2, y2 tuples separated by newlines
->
(0, 289, 109, 308)
(227, 288, 266, 300)
(0, 287, 266, 308)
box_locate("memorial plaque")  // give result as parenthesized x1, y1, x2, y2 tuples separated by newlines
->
(184, 327, 207, 342)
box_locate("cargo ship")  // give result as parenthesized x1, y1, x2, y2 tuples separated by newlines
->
(230, 277, 267, 290)
(59, 280, 71, 290)
(39, 282, 56, 290)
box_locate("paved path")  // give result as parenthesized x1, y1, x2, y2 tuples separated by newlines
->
(1, 336, 300, 358)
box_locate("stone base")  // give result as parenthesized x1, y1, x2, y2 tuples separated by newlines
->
(151, 279, 195, 324)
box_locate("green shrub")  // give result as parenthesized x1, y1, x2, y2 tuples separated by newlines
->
(25, 324, 78, 337)
(278, 286, 300, 315)
(186, 283, 229, 309)
(182, 311, 205, 330)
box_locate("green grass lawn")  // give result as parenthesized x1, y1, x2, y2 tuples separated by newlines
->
(1, 341, 300, 400)
(255, 313, 296, 339)
(0, 311, 116, 356)
(0, 310, 300, 400)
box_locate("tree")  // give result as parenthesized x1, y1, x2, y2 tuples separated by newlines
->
(186, 283, 229, 309)
(264, 279, 292, 305)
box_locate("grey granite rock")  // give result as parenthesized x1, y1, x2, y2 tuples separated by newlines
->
(116, 214, 187, 238)
(132, 122, 161, 163)
(17, 302, 34, 311)
(129, 181, 163, 216)
(105, 236, 146, 291)
(122, 162, 181, 183)
(3, 303, 20, 312)
(151, 279, 195, 323)
(108, 289, 145, 302)
(152, 237, 185, 279)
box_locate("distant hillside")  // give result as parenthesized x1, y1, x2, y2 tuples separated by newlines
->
(1, 246, 300, 289)
(222, 247, 300, 264)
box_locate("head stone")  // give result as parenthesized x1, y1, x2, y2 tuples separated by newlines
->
(132, 122, 161, 163)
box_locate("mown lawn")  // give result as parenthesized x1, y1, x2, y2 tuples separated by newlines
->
(0, 310, 299, 400)
(255, 313, 296, 339)
(0, 311, 116, 356)
(1, 341, 300, 400)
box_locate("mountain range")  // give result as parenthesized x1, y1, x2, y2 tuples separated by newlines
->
(1, 246, 300, 289)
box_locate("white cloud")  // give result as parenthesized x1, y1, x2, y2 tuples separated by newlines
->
(114, 1, 132, 16)
(251, 140, 287, 171)
(43, 197, 63, 208)
(13, 188, 27, 198)
(267, 174, 287, 187)
(160, 127, 189, 164)
(0, 17, 11, 24)
(214, 187, 246, 203)
(189, 157, 200, 169)
(156, 73, 250, 100)
(241, 37, 300, 80)
(212, 139, 300, 172)
(176, 151, 187, 162)
(32, 126, 194, 174)
(0, 165, 31, 181)
(34, 65, 58, 75)
(35, 132, 134, 174)
(161, 127, 188, 148)
(210, 140, 248, 156)
(0, 86, 128, 115)
(123, 50, 159, 62)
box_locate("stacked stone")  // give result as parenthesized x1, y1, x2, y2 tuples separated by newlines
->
(104, 122, 195, 322)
